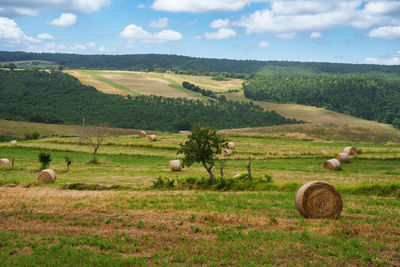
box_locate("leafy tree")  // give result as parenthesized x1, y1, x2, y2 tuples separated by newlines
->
(393, 118, 400, 129)
(38, 152, 51, 170)
(8, 63, 16, 70)
(178, 125, 227, 184)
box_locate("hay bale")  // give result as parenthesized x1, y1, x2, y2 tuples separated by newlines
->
(323, 159, 341, 171)
(222, 148, 232, 157)
(344, 146, 357, 155)
(227, 142, 236, 150)
(169, 160, 182, 171)
(0, 158, 10, 167)
(138, 130, 146, 137)
(10, 140, 17, 146)
(37, 169, 56, 183)
(220, 132, 229, 138)
(295, 181, 343, 219)
(335, 153, 350, 163)
(179, 130, 191, 135)
(148, 135, 157, 142)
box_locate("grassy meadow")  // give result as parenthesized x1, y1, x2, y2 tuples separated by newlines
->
(0, 122, 399, 265)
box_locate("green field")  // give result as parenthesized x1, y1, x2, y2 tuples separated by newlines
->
(0, 126, 399, 265)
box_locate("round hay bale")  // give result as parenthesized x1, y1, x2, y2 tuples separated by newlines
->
(344, 146, 357, 155)
(227, 142, 236, 150)
(222, 148, 232, 157)
(138, 130, 146, 137)
(220, 132, 229, 138)
(148, 135, 157, 142)
(295, 181, 343, 219)
(10, 140, 17, 146)
(0, 158, 10, 167)
(323, 159, 341, 171)
(169, 160, 182, 171)
(37, 169, 56, 183)
(179, 130, 191, 135)
(335, 153, 350, 163)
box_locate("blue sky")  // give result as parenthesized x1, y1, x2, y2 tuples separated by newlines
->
(0, 0, 399, 64)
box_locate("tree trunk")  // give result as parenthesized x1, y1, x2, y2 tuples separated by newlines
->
(11, 158, 14, 167)
(247, 155, 253, 181)
(93, 146, 99, 162)
(203, 162, 216, 184)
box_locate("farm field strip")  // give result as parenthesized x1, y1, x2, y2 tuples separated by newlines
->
(1, 133, 400, 187)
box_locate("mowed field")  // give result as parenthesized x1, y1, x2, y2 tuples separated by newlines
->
(66, 70, 243, 100)
(0, 123, 399, 265)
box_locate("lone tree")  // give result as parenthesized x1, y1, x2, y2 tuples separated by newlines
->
(178, 125, 227, 184)
(83, 125, 106, 163)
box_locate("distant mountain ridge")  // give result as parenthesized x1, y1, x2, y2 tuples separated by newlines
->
(1, 51, 399, 76)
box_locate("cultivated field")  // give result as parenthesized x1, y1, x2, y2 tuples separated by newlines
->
(66, 70, 242, 100)
(0, 123, 399, 265)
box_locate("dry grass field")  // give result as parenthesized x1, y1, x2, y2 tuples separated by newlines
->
(67, 70, 243, 99)
(0, 128, 399, 265)
(225, 92, 395, 130)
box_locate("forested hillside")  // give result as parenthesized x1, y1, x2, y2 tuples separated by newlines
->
(1, 51, 400, 76)
(0, 70, 299, 131)
(243, 74, 400, 128)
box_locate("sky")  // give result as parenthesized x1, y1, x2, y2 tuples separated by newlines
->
(0, 0, 399, 65)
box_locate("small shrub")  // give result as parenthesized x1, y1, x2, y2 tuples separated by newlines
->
(25, 131, 41, 140)
(38, 152, 51, 170)
(151, 176, 175, 189)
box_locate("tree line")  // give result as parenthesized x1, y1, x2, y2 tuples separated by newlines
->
(181, 81, 217, 99)
(0, 70, 300, 131)
(243, 73, 400, 128)
(1, 51, 399, 76)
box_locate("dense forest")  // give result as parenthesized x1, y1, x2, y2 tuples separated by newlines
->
(1, 51, 400, 76)
(0, 70, 299, 131)
(243, 73, 400, 128)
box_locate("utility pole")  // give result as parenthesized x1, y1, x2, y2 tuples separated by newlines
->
(82, 117, 85, 127)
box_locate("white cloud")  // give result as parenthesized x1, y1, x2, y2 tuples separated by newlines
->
(0, 0, 110, 16)
(0, 16, 37, 44)
(362, 57, 379, 64)
(151, 0, 264, 13)
(120, 24, 183, 43)
(234, 1, 400, 36)
(86, 42, 97, 48)
(276, 32, 297, 39)
(137, 4, 146, 8)
(258, 41, 270, 47)
(70, 43, 87, 50)
(48, 13, 77, 27)
(204, 28, 236, 39)
(368, 26, 400, 40)
(384, 56, 400, 65)
(210, 18, 230, 28)
(149, 17, 169, 28)
(36, 33, 54, 40)
(310, 31, 322, 39)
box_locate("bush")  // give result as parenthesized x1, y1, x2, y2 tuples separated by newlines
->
(38, 152, 51, 170)
(25, 131, 41, 140)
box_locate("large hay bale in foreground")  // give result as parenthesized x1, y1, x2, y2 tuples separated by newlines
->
(227, 142, 236, 150)
(169, 160, 182, 171)
(138, 131, 146, 137)
(335, 153, 350, 163)
(0, 158, 10, 167)
(344, 146, 357, 155)
(148, 135, 157, 142)
(295, 181, 343, 219)
(222, 148, 232, 157)
(220, 132, 229, 138)
(37, 169, 56, 183)
(323, 159, 341, 171)
(10, 140, 17, 146)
